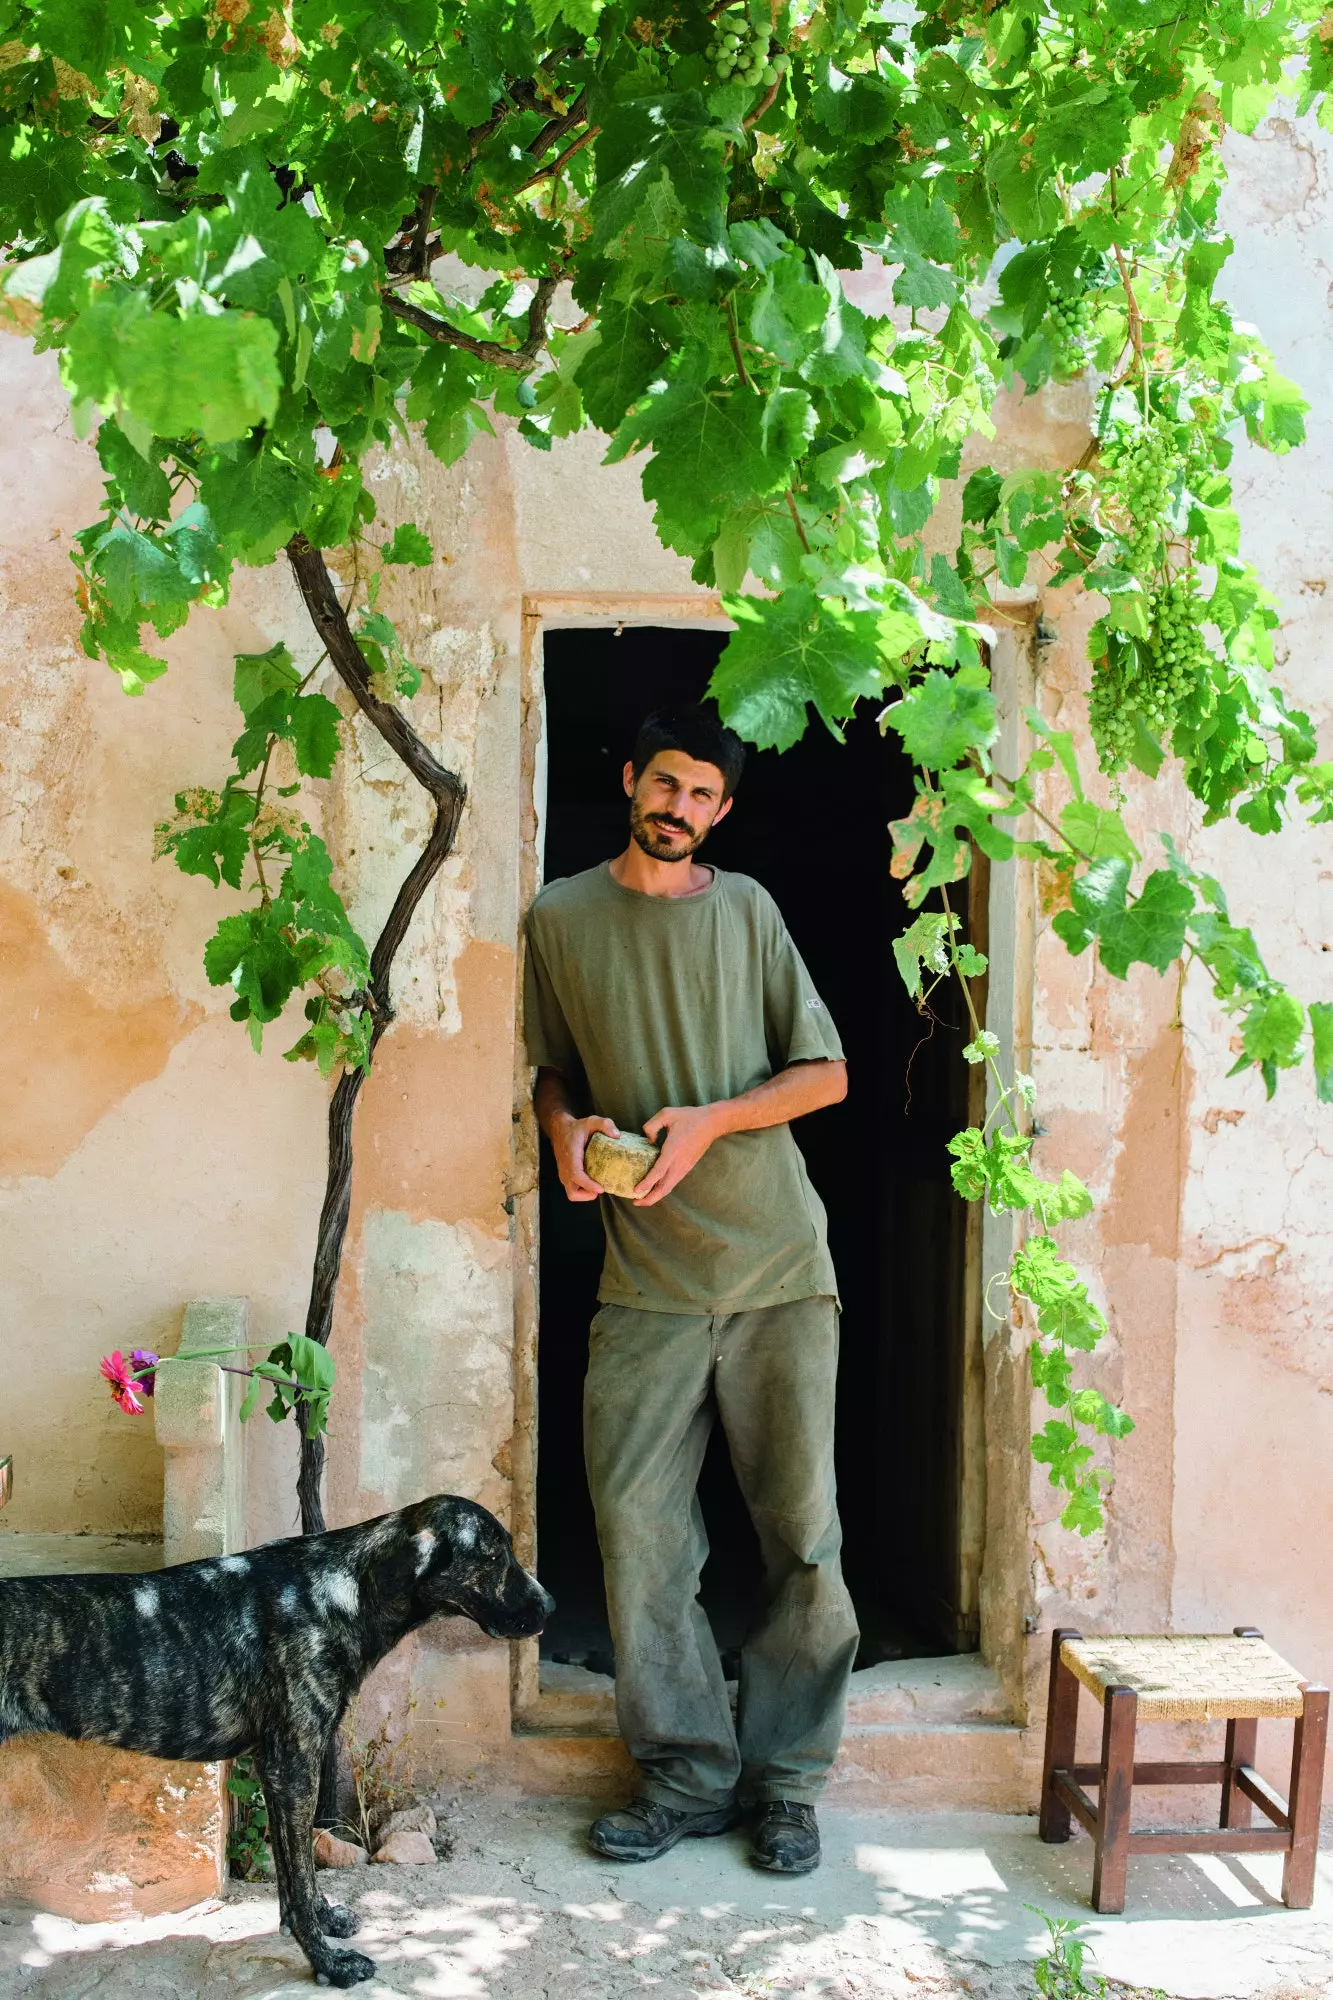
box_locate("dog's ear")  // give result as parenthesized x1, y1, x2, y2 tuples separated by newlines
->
(407, 1524, 446, 1578)
(363, 1511, 444, 1616)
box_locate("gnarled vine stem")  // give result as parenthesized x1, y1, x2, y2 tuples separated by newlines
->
(382, 273, 560, 369)
(284, 533, 467, 1540)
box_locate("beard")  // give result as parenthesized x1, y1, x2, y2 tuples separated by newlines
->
(629, 796, 710, 862)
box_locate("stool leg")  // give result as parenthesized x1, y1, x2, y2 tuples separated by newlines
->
(1222, 1719, 1258, 1828)
(1282, 1684, 1328, 1910)
(1224, 1629, 1263, 1828)
(1092, 1685, 1137, 1915)
(1040, 1628, 1083, 1844)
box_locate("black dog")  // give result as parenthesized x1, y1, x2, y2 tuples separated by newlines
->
(0, 1494, 552, 1986)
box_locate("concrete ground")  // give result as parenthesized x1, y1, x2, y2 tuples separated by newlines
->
(2, 1798, 1332, 2000)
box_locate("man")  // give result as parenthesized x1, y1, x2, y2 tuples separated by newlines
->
(523, 704, 858, 1876)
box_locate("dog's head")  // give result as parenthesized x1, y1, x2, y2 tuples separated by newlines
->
(391, 1496, 554, 1641)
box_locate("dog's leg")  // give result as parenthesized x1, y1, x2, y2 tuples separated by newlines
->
(317, 1895, 362, 1940)
(258, 1740, 374, 1988)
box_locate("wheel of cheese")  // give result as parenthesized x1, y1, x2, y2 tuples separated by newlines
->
(584, 1131, 661, 1197)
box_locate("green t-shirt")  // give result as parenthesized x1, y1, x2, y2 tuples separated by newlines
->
(523, 861, 843, 1314)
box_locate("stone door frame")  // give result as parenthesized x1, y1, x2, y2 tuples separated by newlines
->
(508, 590, 1036, 1734)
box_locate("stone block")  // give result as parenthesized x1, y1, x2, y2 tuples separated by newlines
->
(155, 1297, 246, 1565)
(0, 1734, 223, 1922)
(373, 1830, 436, 1865)
(314, 1830, 368, 1869)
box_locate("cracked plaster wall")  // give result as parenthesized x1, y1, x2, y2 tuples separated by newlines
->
(1005, 112, 1333, 1747)
(1168, 113, 1333, 1677)
(1, 111, 1330, 1793)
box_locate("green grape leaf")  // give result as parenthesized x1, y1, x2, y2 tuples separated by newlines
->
(1060, 800, 1139, 863)
(883, 669, 997, 769)
(961, 466, 1004, 525)
(233, 689, 342, 780)
(893, 911, 951, 999)
(66, 303, 282, 445)
(1023, 709, 1085, 801)
(1246, 359, 1309, 454)
(1310, 1001, 1333, 1102)
(577, 298, 671, 434)
(234, 642, 301, 719)
(158, 785, 254, 890)
(1053, 860, 1194, 979)
(709, 586, 890, 751)
(1239, 989, 1305, 1069)
(591, 91, 733, 253)
(626, 350, 811, 555)
(1058, 1474, 1108, 1537)
(882, 184, 961, 310)
(1011, 1236, 1107, 1350)
(96, 420, 171, 522)
(285, 693, 343, 780)
(203, 907, 302, 1024)
(381, 522, 434, 566)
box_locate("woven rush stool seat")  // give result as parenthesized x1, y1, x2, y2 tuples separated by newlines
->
(1039, 1625, 1327, 1915)
(1061, 1633, 1307, 1722)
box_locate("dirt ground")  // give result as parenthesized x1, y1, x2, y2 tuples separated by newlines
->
(2, 1798, 1332, 2000)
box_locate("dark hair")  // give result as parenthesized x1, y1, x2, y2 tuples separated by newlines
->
(630, 705, 746, 799)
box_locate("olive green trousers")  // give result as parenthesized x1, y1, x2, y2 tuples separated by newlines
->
(583, 1296, 859, 1811)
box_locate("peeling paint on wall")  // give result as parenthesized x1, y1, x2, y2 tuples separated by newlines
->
(1, 881, 203, 1178)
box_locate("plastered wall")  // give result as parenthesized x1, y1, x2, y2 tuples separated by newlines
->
(1014, 112, 1333, 1726)
(1, 113, 1330, 1790)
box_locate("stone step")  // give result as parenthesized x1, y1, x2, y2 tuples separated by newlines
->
(843, 1653, 1013, 1725)
(502, 1716, 1031, 1812)
(525, 1650, 1012, 1737)
(506, 1653, 1031, 1812)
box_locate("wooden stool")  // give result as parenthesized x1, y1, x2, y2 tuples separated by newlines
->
(1039, 1626, 1328, 1913)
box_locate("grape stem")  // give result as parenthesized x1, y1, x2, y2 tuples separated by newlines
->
(516, 124, 600, 194)
(785, 487, 811, 552)
(744, 75, 783, 128)
(725, 296, 753, 389)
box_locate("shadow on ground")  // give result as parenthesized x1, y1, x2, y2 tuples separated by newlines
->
(2, 1799, 1331, 1999)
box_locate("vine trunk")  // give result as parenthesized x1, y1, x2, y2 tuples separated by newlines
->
(283, 535, 466, 1537)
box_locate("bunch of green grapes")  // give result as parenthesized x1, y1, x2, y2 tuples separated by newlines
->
(1090, 575, 1211, 774)
(1047, 290, 1095, 376)
(1102, 417, 1177, 570)
(706, 9, 787, 89)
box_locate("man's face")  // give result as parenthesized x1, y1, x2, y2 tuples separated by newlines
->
(624, 749, 733, 863)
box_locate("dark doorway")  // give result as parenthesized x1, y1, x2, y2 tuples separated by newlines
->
(533, 624, 979, 1676)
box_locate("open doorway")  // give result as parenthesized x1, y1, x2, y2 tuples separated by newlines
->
(533, 624, 982, 1675)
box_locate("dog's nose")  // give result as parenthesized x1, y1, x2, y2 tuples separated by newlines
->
(536, 1584, 556, 1617)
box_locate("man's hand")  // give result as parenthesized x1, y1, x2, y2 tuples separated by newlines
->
(633, 1104, 724, 1207)
(551, 1112, 620, 1203)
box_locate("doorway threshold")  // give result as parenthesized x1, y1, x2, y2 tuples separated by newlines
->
(510, 1652, 1028, 1810)
(517, 1651, 1013, 1740)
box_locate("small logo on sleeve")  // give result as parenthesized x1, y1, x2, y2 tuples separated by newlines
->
(805, 996, 822, 1010)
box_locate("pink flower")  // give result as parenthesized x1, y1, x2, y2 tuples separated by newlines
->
(130, 1349, 159, 1397)
(100, 1351, 145, 1415)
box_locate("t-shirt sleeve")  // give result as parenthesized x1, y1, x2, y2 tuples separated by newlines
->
(522, 913, 580, 1074)
(761, 902, 845, 1068)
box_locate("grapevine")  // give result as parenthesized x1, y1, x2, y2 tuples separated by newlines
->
(4, 0, 1331, 1549)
